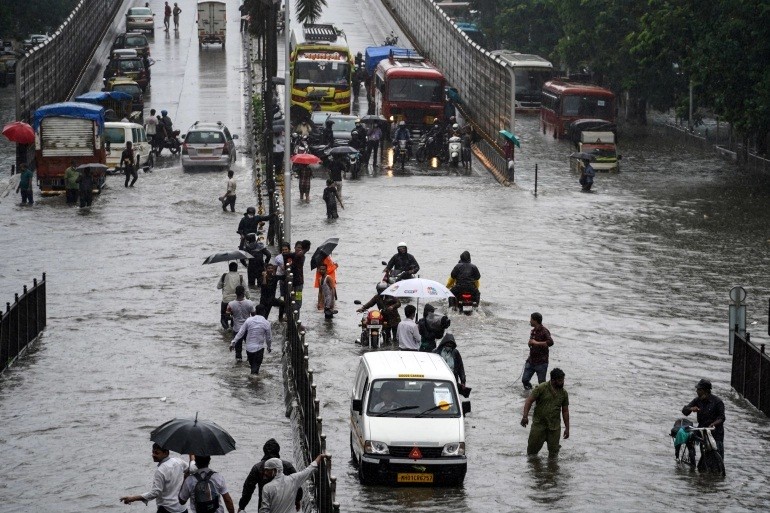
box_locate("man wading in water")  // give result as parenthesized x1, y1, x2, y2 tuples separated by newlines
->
(520, 368, 570, 457)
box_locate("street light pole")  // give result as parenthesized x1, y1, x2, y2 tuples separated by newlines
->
(282, 0, 292, 244)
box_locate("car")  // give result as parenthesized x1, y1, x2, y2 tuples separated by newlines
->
(181, 121, 238, 171)
(111, 32, 150, 58)
(104, 122, 153, 172)
(326, 114, 358, 146)
(23, 34, 49, 50)
(126, 7, 155, 34)
(103, 56, 150, 91)
(104, 78, 144, 117)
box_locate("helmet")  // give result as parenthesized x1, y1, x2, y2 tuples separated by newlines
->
(397, 241, 407, 249)
(399, 120, 406, 126)
(376, 282, 388, 293)
(161, 110, 168, 116)
(452, 123, 459, 130)
(355, 118, 361, 124)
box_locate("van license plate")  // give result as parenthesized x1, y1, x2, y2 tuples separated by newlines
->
(397, 473, 433, 483)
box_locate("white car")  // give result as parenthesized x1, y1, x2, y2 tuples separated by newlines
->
(181, 121, 238, 171)
(104, 122, 152, 172)
(126, 7, 155, 34)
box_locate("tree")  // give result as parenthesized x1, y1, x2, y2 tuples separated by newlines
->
(492, 0, 561, 57)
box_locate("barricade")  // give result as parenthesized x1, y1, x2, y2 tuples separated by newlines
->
(731, 330, 770, 416)
(15, 0, 123, 123)
(1, 273, 47, 374)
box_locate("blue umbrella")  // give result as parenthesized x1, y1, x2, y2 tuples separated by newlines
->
(499, 129, 521, 148)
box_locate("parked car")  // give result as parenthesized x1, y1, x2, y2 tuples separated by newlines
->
(327, 114, 358, 146)
(103, 56, 150, 91)
(181, 121, 238, 171)
(23, 34, 49, 50)
(126, 7, 155, 34)
(111, 32, 150, 58)
(104, 121, 152, 172)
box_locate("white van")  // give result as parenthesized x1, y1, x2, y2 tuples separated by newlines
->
(104, 122, 152, 172)
(350, 351, 470, 486)
(197, 0, 227, 47)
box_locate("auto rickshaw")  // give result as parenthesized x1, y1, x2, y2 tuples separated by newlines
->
(75, 91, 140, 123)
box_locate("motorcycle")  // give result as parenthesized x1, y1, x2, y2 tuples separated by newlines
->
(455, 289, 479, 314)
(415, 131, 445, 163)
(384, 31, 399, 46)
(352, 65, 367, 98)
(291, 133, 310, 155)
(381, 261, 411, 285)
(448, 135, 462, 167)
(152, 130, 181, 156)
(355, 308, 387, 348)
(347, 151, 361, 179)
(396, 139, 408, 171)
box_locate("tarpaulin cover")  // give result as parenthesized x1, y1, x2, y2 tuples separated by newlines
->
(74, 91, 133, 103)
(33, 102, 106, 134)
(364, 46, 418, 75)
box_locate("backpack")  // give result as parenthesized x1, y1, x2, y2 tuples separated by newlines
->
(192, 470, 220, 513)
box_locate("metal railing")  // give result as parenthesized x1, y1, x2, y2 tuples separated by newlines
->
(731, 329, 770, 416)
(1, 273, 47, 374)
(283, 273, 340, 513)
(15, 0, 123, 122)
(384, 0, 512, 159)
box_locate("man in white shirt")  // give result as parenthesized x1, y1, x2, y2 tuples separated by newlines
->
(221, 170, 237, 212)
(120, 443, 191, 513)
(226, 285, 255, 362)
(259, 455, 325, 513)
(272, 242, 291, 322)
(217, 262, 249, 330)
(145, 109, 158, 145)
(231, 305, 272, 374)
(397, 304, 421, 351)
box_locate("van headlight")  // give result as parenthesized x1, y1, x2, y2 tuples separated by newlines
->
(442, 442, 465, 456)
(364, 440, 389, 455)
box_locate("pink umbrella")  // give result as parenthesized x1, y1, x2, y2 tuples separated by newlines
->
(2, 121, 35, 144)
(291, 153, 321, 165)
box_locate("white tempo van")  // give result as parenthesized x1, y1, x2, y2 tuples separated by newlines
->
(104, 121, 152, 172)
(350, 351, 470, 486)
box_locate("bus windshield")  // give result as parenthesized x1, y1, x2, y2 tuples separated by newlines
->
(388, 78, 443, 103)
(562, 94, 613, 119)
(294, 61, 350, 87)
(514, 68, 553, 97)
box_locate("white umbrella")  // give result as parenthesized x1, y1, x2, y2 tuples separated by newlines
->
(380, 278, 453, 299)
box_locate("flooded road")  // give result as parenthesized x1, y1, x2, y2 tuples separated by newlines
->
(1, 0, 770, 512)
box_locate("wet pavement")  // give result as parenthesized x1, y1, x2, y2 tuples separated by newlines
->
(2, 0, 770, 512)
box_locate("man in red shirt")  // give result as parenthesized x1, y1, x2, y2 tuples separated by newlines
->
(163, 1, 171, 31)
(521, 312, 554, 390)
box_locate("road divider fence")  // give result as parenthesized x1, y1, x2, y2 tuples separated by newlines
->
(1, 273, 47, 374)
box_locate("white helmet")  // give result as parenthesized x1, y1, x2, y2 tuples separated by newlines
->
(452, 123, 459, 130)
(398, 120, 406, 126)
(397, 241, 407, 249)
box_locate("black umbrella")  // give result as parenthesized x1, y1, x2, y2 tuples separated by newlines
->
(360, 114, 387, 124)
(326, 146, 358, 156)
(150, 413, 236, 456)
(310, 237, 339, 269)
(203, 250, 253, 265)
(569, 151, 597, 161)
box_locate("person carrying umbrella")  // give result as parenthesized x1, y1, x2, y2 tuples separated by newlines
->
(76, 166, 95, 208)
(579, 158, 595, 191)
(296, 164, 312, 203)
(217, 262, 250, 330)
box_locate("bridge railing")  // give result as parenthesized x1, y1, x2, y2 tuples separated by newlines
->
(284, 273, 340, 513)
(731, 329, 770, 416)
(385, 0, 512, 158)
(15, 0, 123, 122)
(1, 274, 47, 374)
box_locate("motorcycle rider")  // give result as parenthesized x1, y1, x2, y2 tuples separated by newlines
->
(357, 282, 402, 345)
(385, 242, 420, 280)
(160, 110, 173, 139)
(350, 119, 367, 152)
(446, 251, 481, 308)
(323, 118, 335, 147)
(393, 120, 411, 158)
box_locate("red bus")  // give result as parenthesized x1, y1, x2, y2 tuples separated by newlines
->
(372, 49, 446, 130)
(540, 80, 615, 139)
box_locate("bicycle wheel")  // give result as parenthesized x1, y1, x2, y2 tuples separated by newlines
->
(700, 450, 725, 476)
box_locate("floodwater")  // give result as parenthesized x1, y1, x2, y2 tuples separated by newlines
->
(1, 0, 770, 512)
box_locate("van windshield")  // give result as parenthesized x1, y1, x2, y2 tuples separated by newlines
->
(104, 127, 126, 144)
(367, 379, 460, 417)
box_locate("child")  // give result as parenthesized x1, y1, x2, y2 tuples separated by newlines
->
(322, 179, 344, 219)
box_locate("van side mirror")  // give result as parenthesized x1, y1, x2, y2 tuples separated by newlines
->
(352, 399, 362, 414)
(461, 401, 471, 415)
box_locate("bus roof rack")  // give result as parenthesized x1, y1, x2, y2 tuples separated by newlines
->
(302, 24, 338, 42)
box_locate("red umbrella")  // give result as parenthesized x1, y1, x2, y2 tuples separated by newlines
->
(2, 121, 35, 144)
(291, 153, 321, 165)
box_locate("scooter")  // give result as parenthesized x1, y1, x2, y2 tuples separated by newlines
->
(456, 290, 479, 314)
(384, 31, 399, 46)
(347, 151, 361, 179)
(396, 139, 408, 171)
(448, 135, 462, 167)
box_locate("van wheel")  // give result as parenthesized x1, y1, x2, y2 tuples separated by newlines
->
(358, 460, 372, 485)
(350, 433, 356, 462)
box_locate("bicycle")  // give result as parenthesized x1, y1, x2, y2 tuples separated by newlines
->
(670, 419, 725, 476)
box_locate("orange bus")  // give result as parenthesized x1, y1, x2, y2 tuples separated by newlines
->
(540, 80, 615, 139)
(373, 49, 446, 130)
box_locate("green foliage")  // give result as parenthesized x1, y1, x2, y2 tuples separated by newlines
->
(295, 0, 327, 25)
(0, 0, 78, 39)
(493, 0, 561, 58)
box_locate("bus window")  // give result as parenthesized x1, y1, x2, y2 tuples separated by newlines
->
(388, 79, 443, 103)
(563, 95, 613, 118)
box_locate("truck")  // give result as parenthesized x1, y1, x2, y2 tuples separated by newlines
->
(32, 102, 107, 193)
(197, 0, 227, 48)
